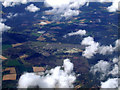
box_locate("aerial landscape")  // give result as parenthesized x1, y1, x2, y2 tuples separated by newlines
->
(0, 0, 120, 89)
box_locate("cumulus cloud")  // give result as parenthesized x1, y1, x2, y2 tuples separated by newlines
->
(68, 29, 86, 36)
(88, 39, 119, 89)
(0, 22, 11, 31)
(63, 59, 74, 74)
(114, 39, 120, 51)
(81, 36, 96, 45)
(97, 40, 119, 56)
(90, 57, 119, 81)
(7, 13, 18, 19)
(18, 59, 76, 88)
(98, 45, 114, 55)
(18, 73, 44, 88)
(112, 57, 118, 64)
(44, 0, 87, 18)
(0, 18, 6, 22)
(1, 0, 119, 14)
(107, 0, 120, 12)
(2, 0, 28, 7)
(0, 18, 10, 31)
(61, 9, 80, 17)
(25, 4, 40, 12)
(101, 78, 118, 88)
(1, 0, 44, 7)
(81, 36, 119, 59)
(44, 0, 71, 8)
(90, 60, 111, 79)
(82, 42, 99, 58)
(81, 36, 100, 58)
(44, 0, 119, 18)
(63, 29, 86, 38)
(108, 64, 118, 76)
(44, 0, 116, 9)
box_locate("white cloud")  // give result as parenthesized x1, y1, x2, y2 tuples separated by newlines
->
(63, 59, 74, 74)
(18, 59, 76, 88)
(45, 0, 120, 13)
(67, 29, 86, 36)
(2, 0, 28, 7)
(81, 36, 95, 45)
(90, 57, 119, 82)
(63, 29, 86, 38)
(90, 60, 110, 79)
(98, 45, 114, 55)
(107, 0, 120, 12)
(81, 36, 100, 58)
(108, 64, 118, 76)
(1, 0, 119, 13)
(101, 78, 118, 88)
(40, 22, 47, 25)
(90, 56, 119, 85)
(81, 36, 120, 58)
(61, 9, 80, 17)
(44, 0, 88, 18)
(44, 0, 71, 8)
(0, 22, 11, 31)
(114, 39, 120, 51)
(82, 42, 99, 58)
(112, 57, 118, 64)
(44, 0, 120, 18)
(0, 18, 6, 22)
(25, 4, 40, 12)
(1, 0, 43, 7)
(18, 73, 44, 88)
(7, 13, 18, 19)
